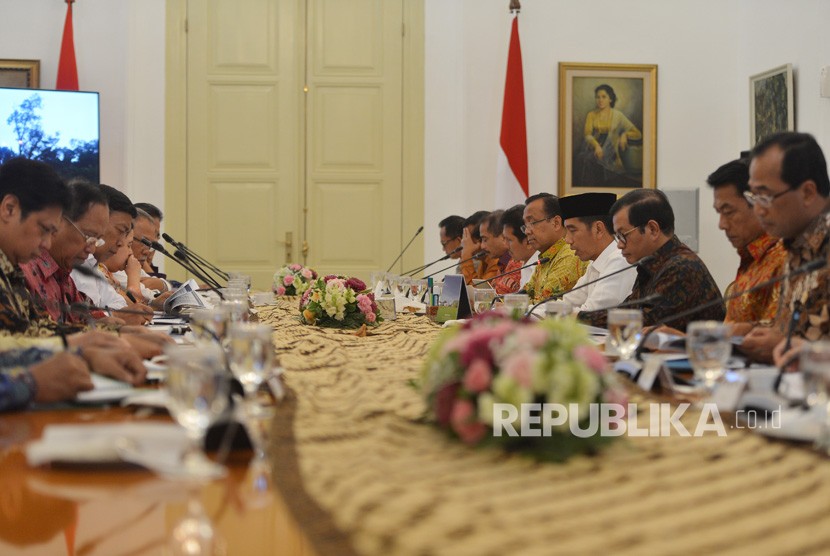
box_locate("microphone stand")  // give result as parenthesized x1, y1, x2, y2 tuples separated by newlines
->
(174, 249, 226, 289)
(634, 258, 827, 360)
(162, 233, 230, 281)
(472, 256, 550, 287)
(524, 255, 651, 317)
(386, 226, 424, 273)
(142, 239, 225, 294)
(403, 246, 462, 277)
(423, 251, 485, 280)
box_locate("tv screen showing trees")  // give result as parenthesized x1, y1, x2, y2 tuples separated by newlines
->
(0, 87, 100, 183)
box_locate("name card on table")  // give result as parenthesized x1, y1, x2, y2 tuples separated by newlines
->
(435, 274, 472, 323)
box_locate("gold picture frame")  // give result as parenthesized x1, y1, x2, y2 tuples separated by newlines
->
(0, 59, 40, 89)
(558, 62, 657, 197)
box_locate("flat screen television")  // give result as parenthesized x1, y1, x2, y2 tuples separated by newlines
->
(0, 87, 100, 183)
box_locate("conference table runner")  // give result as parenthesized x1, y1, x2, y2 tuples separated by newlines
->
(259, 299, 830, 556)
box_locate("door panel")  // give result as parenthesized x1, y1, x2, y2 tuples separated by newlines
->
(182, 0, 416, 289)
(186, 0, 299, 290)
(305, 0, 403, 280)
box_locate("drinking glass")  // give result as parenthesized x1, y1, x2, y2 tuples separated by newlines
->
(502, 293, 529, 317)
(165, 343, 230, 480)
(189, 306, 231, 343)
(221, 287, 249, 323)
(390, 275, 407, 298)
(473, 288, 497, 314)
(228, 272, 252, 292)
(545, 300, 571, 319)
(409, 279, 428, 303)
(686, 320, 731, 391)
(369, 271, 383, 293)
(799, 341, 830, 453)
(227, 323, 274, 399)
(251, 291, 275, 306)
(399, 276, 413, 298)
(607, 309, 643, 361)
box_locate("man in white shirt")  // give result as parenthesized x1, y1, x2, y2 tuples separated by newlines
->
(71, 185, 153, 324)
(559, 193, 636, 313)
(73, 254, 128, 311)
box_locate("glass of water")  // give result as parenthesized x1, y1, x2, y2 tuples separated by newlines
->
(607, 309, 643, 361)
(409, 279, 428, 303)
(502, 293, 529, 318)
(545, 300, 571, 319)
(165, 343, 230, 480)
(686, 320, 731, 392)
(228, 272, 252, 292)
(227, 323, 274, 399)
(799, 341, 830, 453)
(188, 306, 232, 343)
(473, 288, 497, 314)
(221, 287, 249, 323)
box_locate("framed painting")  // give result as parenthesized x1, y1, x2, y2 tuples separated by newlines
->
(558, 62, 657, 197)
(749, 63, 794, 147)
(0, 59, 40, 89)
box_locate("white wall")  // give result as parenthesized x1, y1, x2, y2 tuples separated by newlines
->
(2, 1, 829, 290)
(0, 0, 165, 209)
(424, 0, 830, 291)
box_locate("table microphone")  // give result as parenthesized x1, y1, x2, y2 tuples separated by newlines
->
(173, 249, 225, 289)
(634, 257, 827, 360)
(141, 238, 224, 293)
(525, 255, 653, 317)
(423, 251, 486, 280)
(403, 246, 462, 276)
(162, 233, 230, 280)
(386, 226, 424, 273)
(472, 256, 551, 287)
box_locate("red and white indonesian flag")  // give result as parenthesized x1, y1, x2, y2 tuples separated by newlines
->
(495, 16, 529, 209)
(56, 0, 79, 91)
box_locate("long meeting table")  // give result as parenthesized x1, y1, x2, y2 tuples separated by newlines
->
(2, 298, 829, 555)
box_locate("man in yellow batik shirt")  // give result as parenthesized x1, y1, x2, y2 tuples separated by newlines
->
(521, 193, 587, 303)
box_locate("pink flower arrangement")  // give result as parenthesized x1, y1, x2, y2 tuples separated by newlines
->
(299, 275, 382, 329)
(273, 264, 318, 296)
(420, 312, 626, 461)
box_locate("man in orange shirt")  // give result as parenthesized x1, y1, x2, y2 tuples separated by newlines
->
(459, 211, 500, 285)
(477, 210, 520, 294)
(708, 158, 786, 335)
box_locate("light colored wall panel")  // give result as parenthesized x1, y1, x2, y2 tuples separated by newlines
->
(311, 182, 381, 265)
(209, 84, 278, 168)
(209, 0, 277, 72)
(314, 86, 382, 170)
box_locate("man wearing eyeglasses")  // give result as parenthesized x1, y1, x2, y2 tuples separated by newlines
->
(0, 159, 147, 389)
(71, 184, 155, 326)
(521, 193, 586, 303)
(438, 215, 465, 261)
(742, 132, 830, 362)
(581, 188, 723, 330)
(20, 180, 109, 325)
